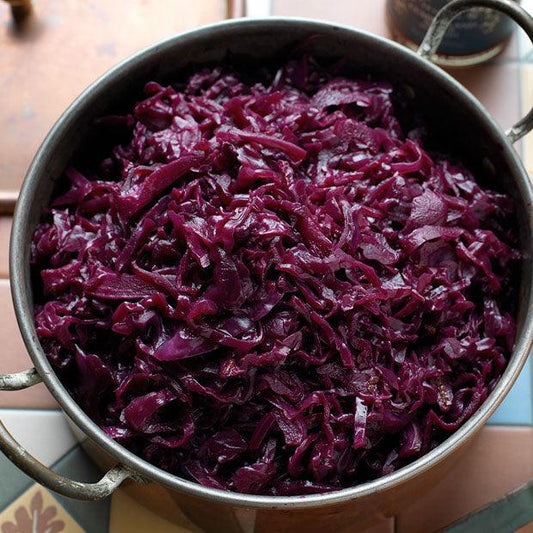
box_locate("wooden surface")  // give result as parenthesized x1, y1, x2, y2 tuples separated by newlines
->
(0, 0, 229, 205)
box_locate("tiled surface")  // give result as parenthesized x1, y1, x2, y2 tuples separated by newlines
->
(489, 354, 533, 425)
(0, 280, 57, 409)
(0, 410, 76, 465)
(1, 484, 84, 533)
(0, 0, 227, 195)
(446, 480, 533, 532)
(0, 0, 533, 532)
(396, 427, 533, 532)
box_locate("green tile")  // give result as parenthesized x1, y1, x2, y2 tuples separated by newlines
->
(51, 446, 111, 533)
(0, 453, 33, 507)
(445, 481, 533, 533)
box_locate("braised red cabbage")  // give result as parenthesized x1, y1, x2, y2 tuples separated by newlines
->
(31, 57, 519, 495)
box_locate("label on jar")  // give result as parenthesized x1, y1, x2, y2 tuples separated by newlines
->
(387, 0, 514, 55)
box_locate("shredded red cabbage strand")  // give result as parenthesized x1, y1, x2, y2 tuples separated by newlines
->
(31, 57, 519, 495)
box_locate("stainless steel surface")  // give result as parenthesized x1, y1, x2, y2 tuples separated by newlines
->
(0, 367, 41, 390)
(418, 0, 533, 143)
(6, 9, 533, 532)
(0, 368, 132, 499)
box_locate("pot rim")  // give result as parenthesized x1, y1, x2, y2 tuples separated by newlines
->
(10, 16, 533, 509)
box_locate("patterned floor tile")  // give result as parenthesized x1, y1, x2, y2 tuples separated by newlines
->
(396, 426, 533, 533)
(0, 443, 110, 531)
(0, 484, 83, 533)
(0, 409, 76, 466)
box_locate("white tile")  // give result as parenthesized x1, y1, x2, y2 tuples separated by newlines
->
(0, 409, 77, 466)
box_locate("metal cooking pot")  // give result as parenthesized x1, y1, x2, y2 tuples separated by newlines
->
(3, 0, 533, 531)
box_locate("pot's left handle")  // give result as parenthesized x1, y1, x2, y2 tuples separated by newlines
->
(0, 368, 132, 500)
(417, 0, 533, 144)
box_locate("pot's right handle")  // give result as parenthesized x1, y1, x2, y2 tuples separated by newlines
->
(418, 0, 533, 143)
(0, 368, 133, 500)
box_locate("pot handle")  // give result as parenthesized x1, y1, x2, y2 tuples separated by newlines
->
(0, 368, 133, 500)
(417, 0, 533, 143)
